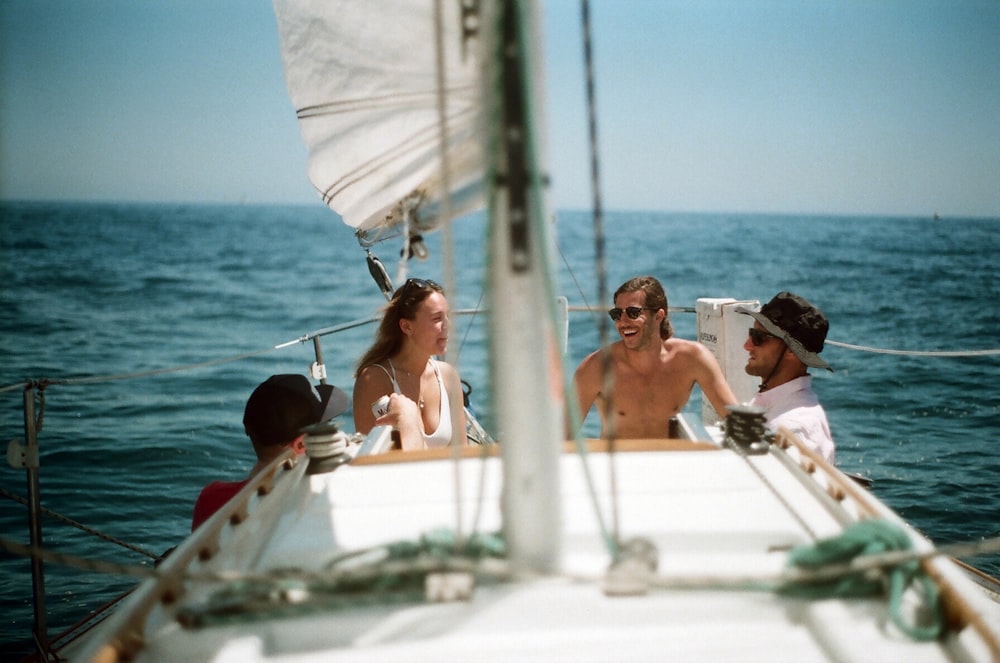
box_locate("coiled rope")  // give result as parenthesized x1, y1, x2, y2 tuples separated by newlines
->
(780, 519, 944, 641)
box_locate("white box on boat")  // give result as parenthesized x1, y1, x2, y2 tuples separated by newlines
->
(696, 298, 760, 425)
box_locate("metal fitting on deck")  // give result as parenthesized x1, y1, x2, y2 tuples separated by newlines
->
(724, 404, 772, 455)
(301, 421, 352, 474)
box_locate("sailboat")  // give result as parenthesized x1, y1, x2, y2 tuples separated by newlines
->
(57, 1, 1000, 661)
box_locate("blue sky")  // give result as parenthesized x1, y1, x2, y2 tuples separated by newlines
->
(2, 0, 997, 217)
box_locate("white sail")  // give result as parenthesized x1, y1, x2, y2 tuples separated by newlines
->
(272, 0, 486, 233)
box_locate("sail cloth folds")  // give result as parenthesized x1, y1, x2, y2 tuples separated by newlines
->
(272, 0, 487, 234)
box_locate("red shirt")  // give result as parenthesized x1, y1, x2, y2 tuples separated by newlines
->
(191, 480, 249, 530)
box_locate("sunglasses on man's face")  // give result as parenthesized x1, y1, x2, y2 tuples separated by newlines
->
(748, 327, 781, 347)
(608, 306, 655, 322)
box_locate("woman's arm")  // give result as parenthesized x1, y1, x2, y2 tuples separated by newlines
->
(353, 366, 391, 435)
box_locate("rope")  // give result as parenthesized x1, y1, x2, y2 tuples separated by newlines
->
(5, 526, 998, 637)
(729, 441, 819, 541)
(176, 529, 508, 627)
(7, 529, 998, 588)
(780, 519, 944, 641)
(640, 534, 1000, 595)
(0, 487, 160, 560)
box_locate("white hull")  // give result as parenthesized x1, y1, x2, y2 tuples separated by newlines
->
(70, 432, 1000, 662)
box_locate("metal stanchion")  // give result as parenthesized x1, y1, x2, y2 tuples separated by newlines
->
(22, 383, 50, 660)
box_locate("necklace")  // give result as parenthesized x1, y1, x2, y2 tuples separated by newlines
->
(394, 357, 428, 377)
(389, 357, 429, 409)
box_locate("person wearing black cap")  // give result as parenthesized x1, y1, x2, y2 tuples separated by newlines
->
(737, 292, 836, 462)
(191, 374, 349, 530)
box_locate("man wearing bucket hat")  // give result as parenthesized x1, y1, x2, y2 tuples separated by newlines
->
(192, 374, 350, 530)
(737, 292, 836, 463)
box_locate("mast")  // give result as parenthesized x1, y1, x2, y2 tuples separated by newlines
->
(486, 0, 564, 575)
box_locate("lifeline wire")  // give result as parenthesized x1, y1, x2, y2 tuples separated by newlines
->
(825, 340, 1000, 357)
(0, 487, 159, 561)
(5, 316, 997, 395)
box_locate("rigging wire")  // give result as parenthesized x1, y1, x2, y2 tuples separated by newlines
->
(455, 289, 487, 360)
(557, 244, 598, 325)
(3, 311, 996, 396)
(579, 0, 621, 559)
(431, 0, 464, 550)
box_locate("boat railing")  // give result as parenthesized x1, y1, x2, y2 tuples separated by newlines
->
(772, 428, 1000, 658)
(66, 448, 303, 663)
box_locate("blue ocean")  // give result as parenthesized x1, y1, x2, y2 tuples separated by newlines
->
(2, 202, 998, 658)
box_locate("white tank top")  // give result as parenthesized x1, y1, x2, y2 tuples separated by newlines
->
(376, 358, 452, 447)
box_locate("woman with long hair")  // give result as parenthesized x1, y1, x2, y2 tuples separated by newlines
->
(353, 278, 467, 450)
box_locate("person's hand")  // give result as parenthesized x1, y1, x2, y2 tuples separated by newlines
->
(374, 393, 426, 450)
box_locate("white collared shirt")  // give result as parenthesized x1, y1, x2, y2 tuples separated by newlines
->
(749, 375, 835, 463)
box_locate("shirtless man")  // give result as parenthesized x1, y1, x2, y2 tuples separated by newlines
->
(571, 276, 737, 439)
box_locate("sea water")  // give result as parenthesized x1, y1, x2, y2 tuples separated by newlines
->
(2, 202, 998, 657)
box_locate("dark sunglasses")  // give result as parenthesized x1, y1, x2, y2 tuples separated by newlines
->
(398, 277, 442, 298)
(608, 306, 655, 322)
(748, 327, 781, 346)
